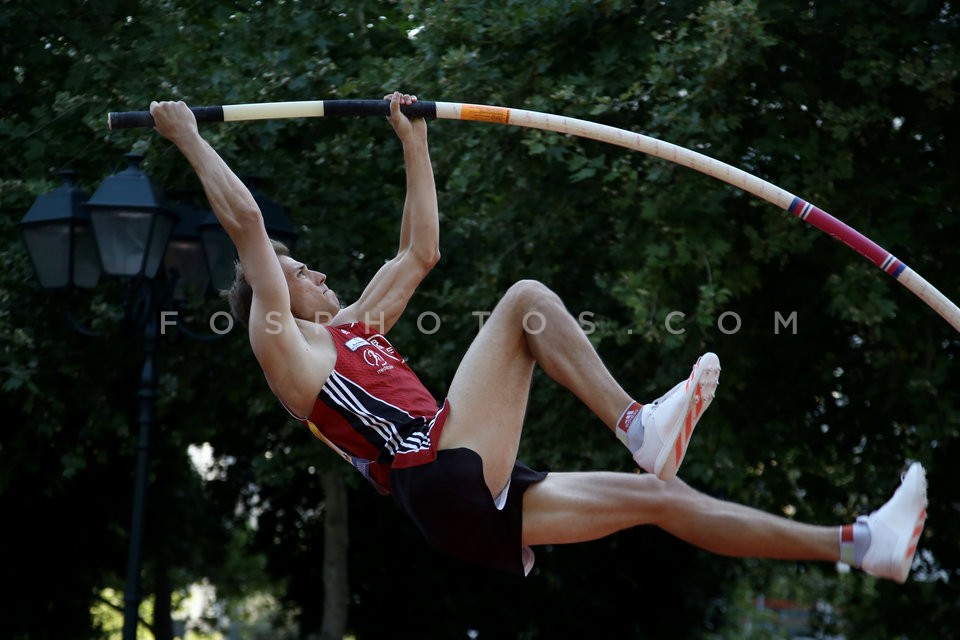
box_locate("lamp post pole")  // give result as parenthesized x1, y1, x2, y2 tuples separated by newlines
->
(122, 296, 158, 640)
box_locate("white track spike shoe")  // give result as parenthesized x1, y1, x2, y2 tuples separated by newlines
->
(860, 462, 928, 583)
(631, 352, 721, 481)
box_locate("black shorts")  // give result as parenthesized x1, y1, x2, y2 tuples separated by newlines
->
(390, 447, 548, 576)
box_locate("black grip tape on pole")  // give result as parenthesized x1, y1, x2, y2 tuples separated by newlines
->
(108, 106, 225, 130)
(323, 100, 437, 119)
(107, 111, 154, 130)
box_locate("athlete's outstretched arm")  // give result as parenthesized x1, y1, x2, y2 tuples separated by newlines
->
(151, 101, 325, 408)
(337, 92, 440, 333)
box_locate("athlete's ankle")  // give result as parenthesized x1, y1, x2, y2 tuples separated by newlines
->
(615, 400, 644, 450)
(839, 519, 871, 568)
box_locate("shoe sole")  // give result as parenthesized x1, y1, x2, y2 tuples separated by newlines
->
(654, 352, 721, 480)
(889, 464, 928, 583)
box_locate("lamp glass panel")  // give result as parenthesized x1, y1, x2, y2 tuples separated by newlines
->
(164, 239, 209, 301)
(90, 210, 153, 277)
(22, 224, 70, 288)
(200, 228, 237, 292)
(73, 225, 102, 289)
(144, 214, 175, 278)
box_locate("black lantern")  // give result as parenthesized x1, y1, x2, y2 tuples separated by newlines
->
(197, 212, 237, 293)
(164, 196, 212, 302)
(19, 171, 102, 289)
(86, 154, 179, 279)
(198, 176, 299, 292)
(246, 176, 298, 249)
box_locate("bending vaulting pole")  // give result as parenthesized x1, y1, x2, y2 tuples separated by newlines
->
(107, 99, 960, 334)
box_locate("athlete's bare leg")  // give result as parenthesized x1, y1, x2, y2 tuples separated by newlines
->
(435, 281, 925, 582)
(521, 472, 839, 561)
(439, 280, 633, 496)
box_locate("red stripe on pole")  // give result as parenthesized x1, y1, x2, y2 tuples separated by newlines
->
(799, 203, 891, 270)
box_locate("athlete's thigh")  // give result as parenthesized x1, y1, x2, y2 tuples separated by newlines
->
(521, 471, 663, 546)
(439, 290, 535, 496)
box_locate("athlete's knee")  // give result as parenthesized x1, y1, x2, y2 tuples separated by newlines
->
(639, 475, 696, 520)
(502, 280, 562, 317)
(498, 280, 564, 333)
(505, 279, 552, 299)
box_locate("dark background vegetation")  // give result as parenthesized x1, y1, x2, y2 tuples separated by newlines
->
(2, 1, 958, 638)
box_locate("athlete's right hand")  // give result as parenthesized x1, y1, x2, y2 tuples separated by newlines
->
(384, 91, 427, 145)
(150, 101, 200, 145)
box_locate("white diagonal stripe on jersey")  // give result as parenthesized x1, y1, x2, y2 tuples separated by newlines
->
(401, 432, 430, 452)
(324, 372, 405, 454)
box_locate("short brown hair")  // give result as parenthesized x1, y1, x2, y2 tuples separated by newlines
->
(224, 239, 290, 326)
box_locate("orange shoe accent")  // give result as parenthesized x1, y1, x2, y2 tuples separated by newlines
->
(640, 352, 720, 480)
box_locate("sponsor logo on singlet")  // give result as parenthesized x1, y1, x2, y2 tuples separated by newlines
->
(362, 347, 394, 374)
(345, 336, 371, 351)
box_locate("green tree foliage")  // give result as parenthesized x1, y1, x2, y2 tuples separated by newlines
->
(2, 1, 958, 638)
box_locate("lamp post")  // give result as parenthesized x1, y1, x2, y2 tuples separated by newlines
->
(84, 154, 180, 640)
(198, 176, 298, 291)
(19, 158, 296, 639)
(166, 193, 212, 303)
(19, 170, 102, 290)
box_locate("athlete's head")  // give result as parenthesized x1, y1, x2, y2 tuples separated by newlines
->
(227, 240, 341, 326)
(277, 253, 341, 322)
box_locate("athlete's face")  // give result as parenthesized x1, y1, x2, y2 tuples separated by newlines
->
(280, 255, 341, 322)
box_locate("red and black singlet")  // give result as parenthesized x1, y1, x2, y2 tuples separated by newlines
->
(299, 322, 448, 495)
